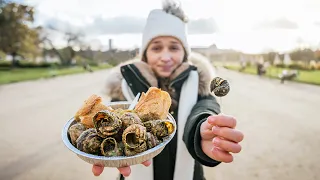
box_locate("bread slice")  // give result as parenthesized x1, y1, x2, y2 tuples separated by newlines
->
(134, 87, 172, 121)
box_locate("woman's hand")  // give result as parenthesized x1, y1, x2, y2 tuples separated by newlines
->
(92, 160, 152, 177)
(200, 114, 244, 163)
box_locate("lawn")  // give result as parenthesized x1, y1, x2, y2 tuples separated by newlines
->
(0, 64, 112, 85)
(224, 65, 320, 86)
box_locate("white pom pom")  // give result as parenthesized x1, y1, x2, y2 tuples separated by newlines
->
(162, 0, 188, 23)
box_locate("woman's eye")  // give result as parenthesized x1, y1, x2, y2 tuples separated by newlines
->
(151, 46, 161, 51)
(170, 46, 180, 51)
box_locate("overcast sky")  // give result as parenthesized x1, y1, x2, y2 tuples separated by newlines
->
(20, 0, 320, 53)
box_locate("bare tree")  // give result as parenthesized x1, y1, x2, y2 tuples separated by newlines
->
(39, 25, 85, 66)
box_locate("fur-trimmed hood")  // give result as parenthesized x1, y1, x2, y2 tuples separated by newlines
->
(102, 52, 216, 100)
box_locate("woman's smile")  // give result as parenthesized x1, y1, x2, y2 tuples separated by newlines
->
(159, 65, 173, 72)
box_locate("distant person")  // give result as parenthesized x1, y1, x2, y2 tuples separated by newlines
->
(94, 1, 244, 180)
(279, 69, 298, 84)
(257, 62, 266, 76)
(239, 60, 246, 72)
(82, 62, 93, 72)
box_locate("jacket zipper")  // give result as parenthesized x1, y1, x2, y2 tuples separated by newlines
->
(127, 64, 150, 88)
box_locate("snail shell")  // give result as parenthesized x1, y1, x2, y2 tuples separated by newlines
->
(122, 124, 147, 149)
(146, 132, 160, 149)
(100, 137, 123, 157)
(119, 111, 143, 129)
(76, 128, 104, 155)
(210, 77, 230, 97)
(143, 120, 174, 139)
(93, 110, 122, 138)
(124, 141, 147, 156)
(68, 122, 87, 146)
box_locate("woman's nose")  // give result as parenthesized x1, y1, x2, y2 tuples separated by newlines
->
(160, 52, 172, 62)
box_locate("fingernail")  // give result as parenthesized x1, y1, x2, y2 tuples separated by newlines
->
(208, 116, 216, 124)
(213, 137, 220, 145)
(211, 126, 219, 132)
(211, 146, 218, 152)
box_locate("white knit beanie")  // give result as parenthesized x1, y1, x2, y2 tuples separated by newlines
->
(140, 4, 190, 58)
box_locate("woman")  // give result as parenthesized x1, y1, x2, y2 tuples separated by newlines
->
(93, 1, 244, 180)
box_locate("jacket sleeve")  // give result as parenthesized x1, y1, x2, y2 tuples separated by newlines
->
(183, 94, 222, 167)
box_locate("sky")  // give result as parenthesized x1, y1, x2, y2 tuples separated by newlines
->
(19, 0, 320, 54)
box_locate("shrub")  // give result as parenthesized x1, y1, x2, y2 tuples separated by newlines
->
(0, 61, 59, 68)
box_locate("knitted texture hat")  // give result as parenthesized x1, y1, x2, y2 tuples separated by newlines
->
(140, 3, 190, 57)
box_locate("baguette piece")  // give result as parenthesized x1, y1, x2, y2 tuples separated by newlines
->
(134, 87, 172, 121)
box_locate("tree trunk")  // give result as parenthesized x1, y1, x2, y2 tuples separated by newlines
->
(11, 52, 19, 69)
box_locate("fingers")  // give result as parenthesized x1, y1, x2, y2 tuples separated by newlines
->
(92, 160, 151, 177)
(92, 165, 104, 176)
(117, 160, 150, 177)
(211, 126, 244, 143)
(213, 137, 242, 153)
(211, 147, 234, 163)
(200, 120, 216, 140)
(201, 140, 234, 163)
(208, 114, 237, 128)
(118, 166, 131, 177)
(142, 160, 152, 167)
(202, 114, 243, 163)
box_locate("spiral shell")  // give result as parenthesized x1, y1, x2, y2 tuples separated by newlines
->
(93, 110, 122, 138)
(210, 77, 230, 97)
(76, 128, 104, 155)
(68, 122, 87, 146)
(124, 141, 147, 156)
(122, 124, 147, 149)
(100, 137, 123, 157)
(143, 120, 174, 139)
(146, 132, 160, 149)
(119, 112, 143, 129)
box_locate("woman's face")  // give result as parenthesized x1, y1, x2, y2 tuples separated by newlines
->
(145, 36, 185, 78)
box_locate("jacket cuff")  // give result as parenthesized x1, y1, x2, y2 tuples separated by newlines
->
(194, 117, 221, 167)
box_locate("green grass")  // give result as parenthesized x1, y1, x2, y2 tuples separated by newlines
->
(224, 65, 320, 86)
(0, 64, 112, 85)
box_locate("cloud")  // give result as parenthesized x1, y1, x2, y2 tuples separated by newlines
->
(254, 18, 299, 30)
(86, 16, 145, 35)
(315, 21, 320, 26)
(42, 16, 219, 36)
(188, 18, 219, 34)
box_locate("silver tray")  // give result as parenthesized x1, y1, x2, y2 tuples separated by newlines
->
(61, 101, 177, 167)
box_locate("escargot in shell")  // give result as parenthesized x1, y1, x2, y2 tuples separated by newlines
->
(146, 132, 160, 149)
(210, 77, 230, 97)
(119, 111, 143, 129)
(143, 120, 175, 139)
(122, 124, 147, 149)
(76, 128, 104, 155)
(100, 137, 123, 157)
(122, 124, 147, 156)
(124, 142, 147, 156)
(68, 122, 87, 146)
(93, 110, 122, 138)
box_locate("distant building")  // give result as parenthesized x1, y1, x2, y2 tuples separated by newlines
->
(109, 39, 113, 50)
(191, 44, 240, 62)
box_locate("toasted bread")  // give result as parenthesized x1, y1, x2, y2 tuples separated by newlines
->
(134, 87, 171, 121)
